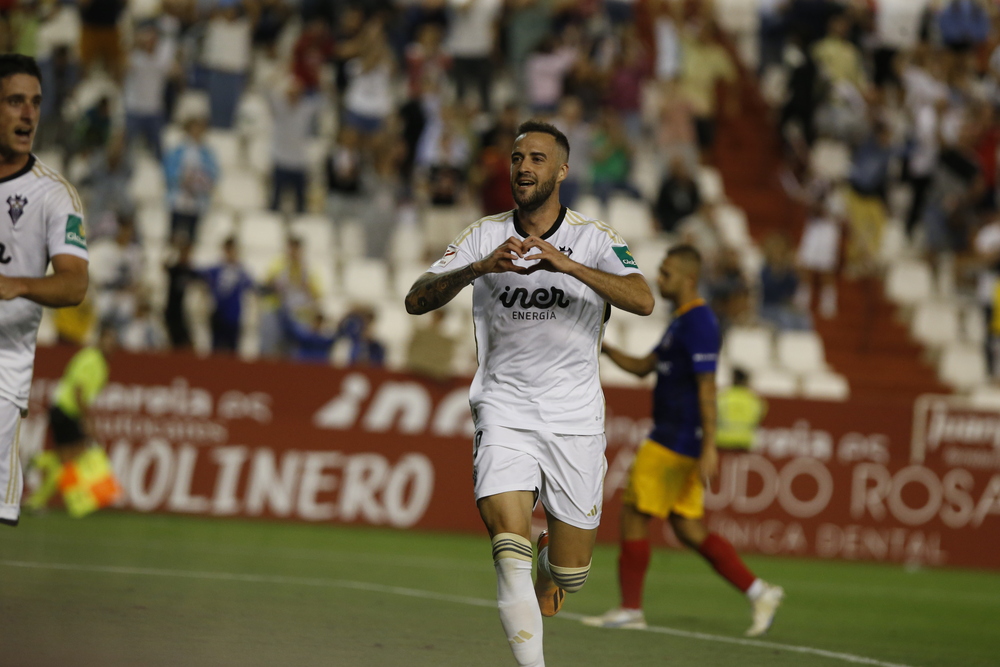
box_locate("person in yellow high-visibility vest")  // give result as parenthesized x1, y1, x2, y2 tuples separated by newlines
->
(716, 368, 767, 451)
(26, 325, 118, 514)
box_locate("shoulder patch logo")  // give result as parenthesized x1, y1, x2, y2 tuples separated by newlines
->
(7, 194, 27, 225)
(432, 245, 458, 269)
(613, 245, 638, 268)
(65, 214, 87, 249)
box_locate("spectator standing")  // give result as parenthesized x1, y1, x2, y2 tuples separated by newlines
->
(653, 155, 701, 234)
(201, 236, 255, 354)
(163, 113, 219, 243)
(605, 29, 651, 145)
(844, 122, 897, 277)
(80, 131, 134, 239)
(292, 15, 335, 94)
(78, 0, 126, 79)
(551, 95, 593, 209)
(258, 236, 322, 357)
(326, 125, 365, 224)
(759, 233, 811, 331)
(937, 0, 990, 53)
(123, 19, 177, 159)
(200, 1, 255, 129)
(269, 78, 322, 214)
(91, 219, 144, 335)
(163, 239, 199, 350)
(922, 118, 985, 259)
(591, 110, 642, 210)
(795, 187, 844, 320)
(445, 0, 502, 111)
(524, 35, 578, 115)
(678, 21, 738, 157)
(341, 21, 396, 139)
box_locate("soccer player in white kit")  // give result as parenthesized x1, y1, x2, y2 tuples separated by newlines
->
(0, 55, 89, 527)
(406, 121, 654, 666)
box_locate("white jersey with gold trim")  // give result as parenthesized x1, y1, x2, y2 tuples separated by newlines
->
(0, 155, 89, 410)
(426, 207, 643, 435)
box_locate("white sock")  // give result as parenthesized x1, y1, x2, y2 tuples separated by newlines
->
(493, 533, 544, 667)
(746, 578, 765, 601)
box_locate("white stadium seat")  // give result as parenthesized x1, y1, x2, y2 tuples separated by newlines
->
(962, 305, 987, 345)
(776, 330, 827, 374)
(389, 222, 428, 264)
(136, 204, 169, 244)
(885, 259, 934, 307)
(238, 210, 286, 255)
(128, 154, 167, 206)
(751, 368, 799, 398)
(938, 343, 988, 391)
(624, 319, 667, 355)
(393, 262, 429, 298)
(290, 214, 335, 267)
(714, 204, 751, 248)
(204, 129, 243, 172)
(801, 371, 850, 401)
(910, 301, 960, 348)
(723, 326, 774, 372)
(573, 194, 603, 221)
(215, 170, 266, 212)
(810, 139, 852, 181)
(608, 195, 655, 242)
(340, 259, 390, 302)
(969, 385, 1000, 409)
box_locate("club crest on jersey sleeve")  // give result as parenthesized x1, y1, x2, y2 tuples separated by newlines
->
(7, 194, 27, 225)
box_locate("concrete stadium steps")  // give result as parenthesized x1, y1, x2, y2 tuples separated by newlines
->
(713, 71, 946, 401)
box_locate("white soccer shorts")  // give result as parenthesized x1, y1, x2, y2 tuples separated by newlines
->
(0, 397, 24, 525)
(473, 424, 607, 530)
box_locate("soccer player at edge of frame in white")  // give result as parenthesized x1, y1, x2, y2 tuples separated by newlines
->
(0, 54, 90, 528)
(405, 120, 654, 667)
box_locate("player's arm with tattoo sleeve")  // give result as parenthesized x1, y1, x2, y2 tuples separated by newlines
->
(405, 236, 528, 315)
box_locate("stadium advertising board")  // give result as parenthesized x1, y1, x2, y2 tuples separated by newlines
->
(26, 348, 1000, 570)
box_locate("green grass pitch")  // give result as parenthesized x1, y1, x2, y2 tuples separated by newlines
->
(2, 512, 998, 667)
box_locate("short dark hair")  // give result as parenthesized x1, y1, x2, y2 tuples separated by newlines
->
(667, 244, 702, 267)
(0, 54, 42, 88)
(515, 120, 570, 161)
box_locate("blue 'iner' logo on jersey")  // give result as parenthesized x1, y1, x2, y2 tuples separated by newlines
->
(7, 194, 27, 225)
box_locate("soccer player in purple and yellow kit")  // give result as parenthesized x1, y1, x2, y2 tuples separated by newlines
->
(583, 244, 784, 637)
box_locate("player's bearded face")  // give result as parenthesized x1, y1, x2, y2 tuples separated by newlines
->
(511, 169, 558, 211)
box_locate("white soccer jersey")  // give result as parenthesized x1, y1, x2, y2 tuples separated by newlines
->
(0, 156, 88, 410)
(427, 207, 643, 435)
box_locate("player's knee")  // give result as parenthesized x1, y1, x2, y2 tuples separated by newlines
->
(491, 532, 533, 564)
(549, 561, 591, 593)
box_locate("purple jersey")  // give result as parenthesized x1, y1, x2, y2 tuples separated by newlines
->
(648, 300, 720, 459)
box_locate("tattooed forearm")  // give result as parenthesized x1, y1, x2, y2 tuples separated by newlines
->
(404, 263, 480, 314)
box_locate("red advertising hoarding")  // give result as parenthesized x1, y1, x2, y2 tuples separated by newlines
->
(25, 348, 1000, 570)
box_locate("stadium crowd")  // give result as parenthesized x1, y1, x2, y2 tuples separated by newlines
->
(4, 0, 999, 386)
